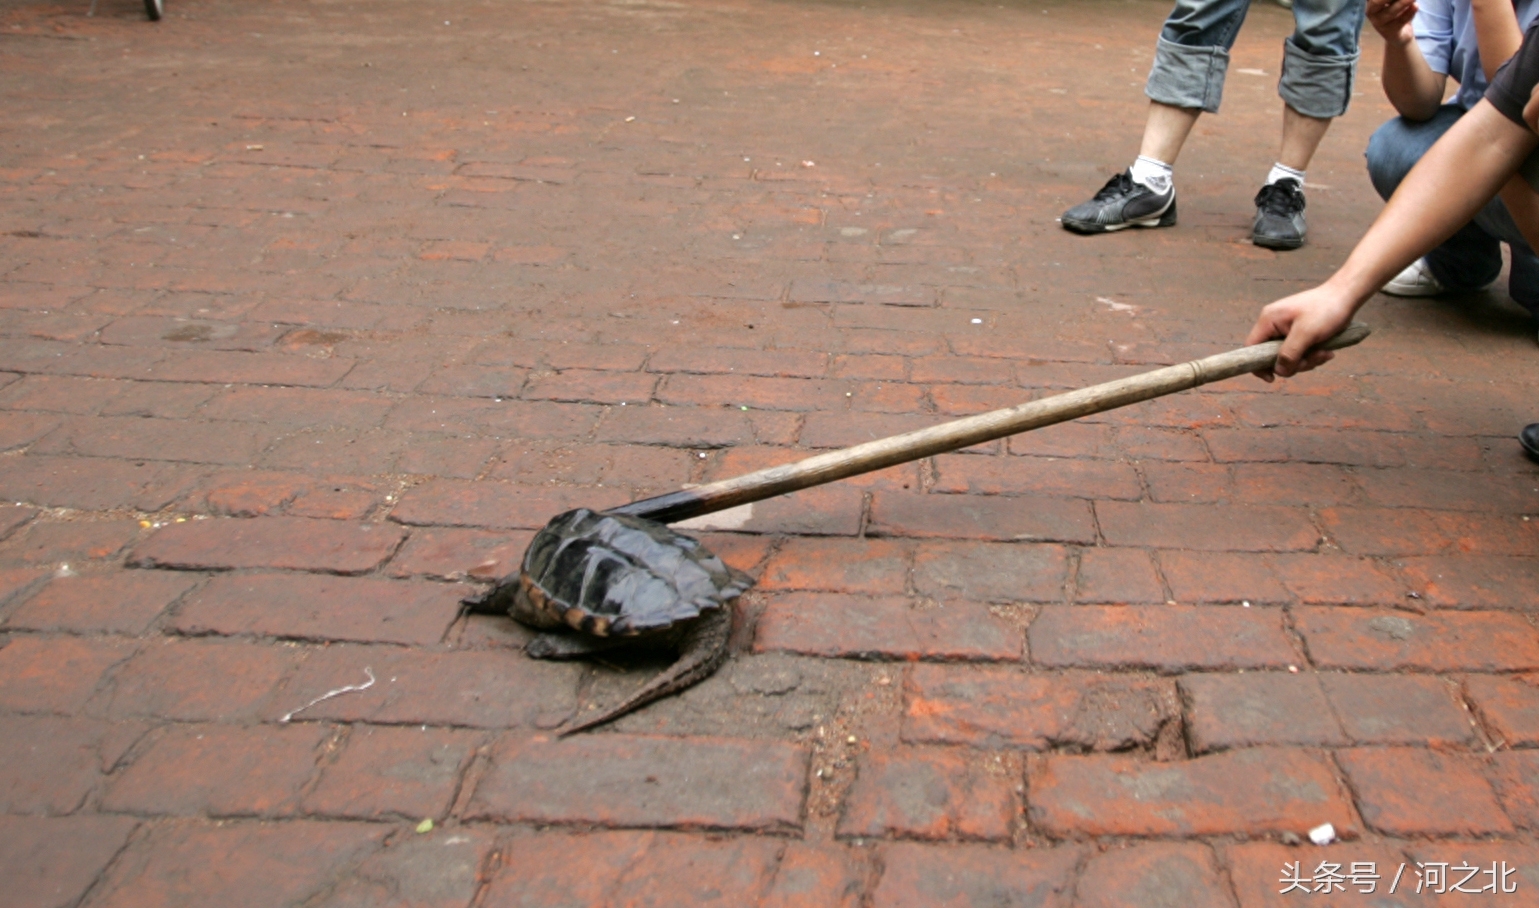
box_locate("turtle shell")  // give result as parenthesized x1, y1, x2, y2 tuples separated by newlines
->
(515, 508, 752, 637)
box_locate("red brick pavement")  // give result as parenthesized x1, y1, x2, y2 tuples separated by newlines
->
(4, 0, 1539, 904)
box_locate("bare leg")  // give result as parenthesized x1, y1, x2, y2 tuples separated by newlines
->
(1139, 101, 1203, 164)
(1278, 104, 1332, 172)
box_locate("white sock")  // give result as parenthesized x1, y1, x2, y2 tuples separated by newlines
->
(1267, 162, 1305, 186)
(1130, 155, 1173, 194)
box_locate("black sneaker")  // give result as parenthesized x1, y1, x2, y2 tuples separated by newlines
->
(1061, 170, 1177, 234)
(1521, 423, 1539, 463)
(1253, 178, 1307, 250)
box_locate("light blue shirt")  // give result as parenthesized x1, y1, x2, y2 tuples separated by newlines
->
(1415, 0, 1539, 109)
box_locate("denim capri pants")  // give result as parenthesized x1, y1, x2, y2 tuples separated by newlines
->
(1145, 0, 1366, 119)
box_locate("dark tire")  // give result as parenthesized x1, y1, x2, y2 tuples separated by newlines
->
(144, 0, 163, 21)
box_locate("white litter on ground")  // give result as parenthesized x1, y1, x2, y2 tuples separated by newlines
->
(280, 667, 376, 722)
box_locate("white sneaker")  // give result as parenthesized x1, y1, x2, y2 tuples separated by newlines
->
(1382, 259, 1446, 297)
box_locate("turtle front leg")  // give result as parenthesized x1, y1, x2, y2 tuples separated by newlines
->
(556, 607, 731, 736)
(524, 630, 637, 660)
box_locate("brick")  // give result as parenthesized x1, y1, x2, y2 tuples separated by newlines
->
(388, 478, 629, 530)
(1319, 673, 1475, 746)
(0, 455, 197, 511)
(903, 664, 1178, 751)
(1223, 841, 1437, 908)
(1230, 462, 1359, 507)
(1114, 425, 1210, 461)
(1158, 550, 1291, 603)
(1293, 607, 1539, 672)
(260, 427, 402, 474)
(1028, 604, 1296, 670)
(1075, 843, 1235, 908)
(33, 415, 269, 464)
(0, 520, 145, 567)
(99, 381, 217, 418)
(1486, 751, 1539, 831)
(1006, 421, 1117, 459)
(1399, 555, 1539, 608)
(837, 747, 1017, 841)
(869, 842, 1080, 908)
(493, 439, 694, 487)
(312, 826, 494, 908)
(756, 593, 1021, 661)
(912, 541, 1068, 603)
(524, 368, 657, 404)
(1073, 547, 1165, 603)
(1143, 461, 1231, 503)
(650, 346, 829, 378)
(102, 722, 328, 816)
(762, 845, 866, 908)
(0, 503, 39, 541)
(607, 834, 783, 906)
(1466, 674, 1539, 747)
(130, 516, 405, 574)
(1318, 507, 1539, 557)
(1269, 553, 1404, 605)
(103, 637, 298, 721)
(1358, 466, 1539, 513)
(0, 566, 47, 610)
(929, 453, 1141, 500)
(748, 535, 909, 594)
(0, 375, 126, 414)
(1337, 747, 1512, 836)
(87, 819, 386, 908)
(800, 411, 937, 450)
(171, 573, 463, 646)
(303, 724, 480, 821)
(0, 634, 135, 713)
(387, 527, 533, 581)
(6, 570, 198, 634)
(867, 492, 1095, 543)
(0, 412, 61, 451)
(414, 363, 528, 398)
(198, 387, 392, 429)
(595, 403, 757, 447)
(268, 644, 580, 729)
(0, 814, 140, 908)
(0, 715, 107, 814)
(1028, 748, 1357, 837)
(1179, 672, 1347, 753)
(140, 349, 355, 386)
(467, 733, 807, 832)
(1098, 502, 1320, 552)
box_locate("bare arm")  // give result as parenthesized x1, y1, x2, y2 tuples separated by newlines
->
(1373, 0, 1447, 119)
(1247, 101, 1539, 377)
(1472, 0, 1526, 79)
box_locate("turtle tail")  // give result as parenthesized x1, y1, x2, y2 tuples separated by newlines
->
(556, 607, 731, 736)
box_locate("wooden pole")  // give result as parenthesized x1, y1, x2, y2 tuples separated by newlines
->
(611, 324, 1370, 524)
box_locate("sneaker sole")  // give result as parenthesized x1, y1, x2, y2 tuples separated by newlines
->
(1062, 204, 1177, 235)
(1252, 233, 1304, 251)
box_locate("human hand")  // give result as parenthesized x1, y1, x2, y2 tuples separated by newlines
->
(1244, 285, 1358, 381)
(1524, 82, 1539, 133)
(1367, 0, 1418, 43)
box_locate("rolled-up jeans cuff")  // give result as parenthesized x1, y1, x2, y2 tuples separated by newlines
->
(1145, 36, 1227, 113)
(1278, 36, 1357, 119)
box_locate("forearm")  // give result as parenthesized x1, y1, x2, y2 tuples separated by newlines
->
(1472, 0, 1525, 79)
(1330, 102, 1537, 302)
(1382, 37, 1446, 119)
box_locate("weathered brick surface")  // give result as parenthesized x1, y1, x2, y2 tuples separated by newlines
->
(903, 664, 1177, 751)
(1318, 673, 1476, 746)
(868, 492, 1096, 543)
(1466, 673, 1539, 748)
(0, 634, 136, 713)
(302, 724, 481, 821)
(0, 814, 139, 908)
(869, 842, 1081, 908)
(762, 845, 867, 908)
(911, 541, 1069, 603)
(1293, 607, 1539, 671)
(0, 520, 145, 567)
(755, 593, 1022, 661)
(1028, 604, 1297, 670)
(312, 826, 494, 908)
(6, 570, 199, 634)
(1486, 751, 1539, 831)
(101, 723, 329, 817)
(1028, 748, 1357, 837)
(84, 819, 386, 908)
(1223, 841, 1438, 908)
(129, 516, 405, 574)
(1099, 502, 1322, 552)
(103, 637, 299, 721)
(1336, 747, 1512, 837)
(467, 734, 807, 831)
(1072, 546, 1165, 604)
(0, 715, 111, 814)
(269, 644, 580, 729)
(837, 747, 1018, 841)
(1158, 550, 1292, 603)
(385, 527, 532, 581)
(171, 573, 464, 646)
(757, 537, 911, 595)
(1179, 672, 1348, 753)
(1074, 843, 1236, 908)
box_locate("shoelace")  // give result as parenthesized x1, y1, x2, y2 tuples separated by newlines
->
(1255, 178, 1305, 216)
(1092, 171, 1136, 201)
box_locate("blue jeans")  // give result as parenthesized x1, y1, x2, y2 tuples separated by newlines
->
(1146, 0, 1365, 118)
(1366, 105, 1539, 315)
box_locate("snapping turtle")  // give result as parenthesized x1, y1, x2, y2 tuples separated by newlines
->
(466, 508, 752, 735)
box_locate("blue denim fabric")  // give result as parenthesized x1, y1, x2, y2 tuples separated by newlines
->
(1366, 105, 1539, 315)
(1146, 0, 1365, 118)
